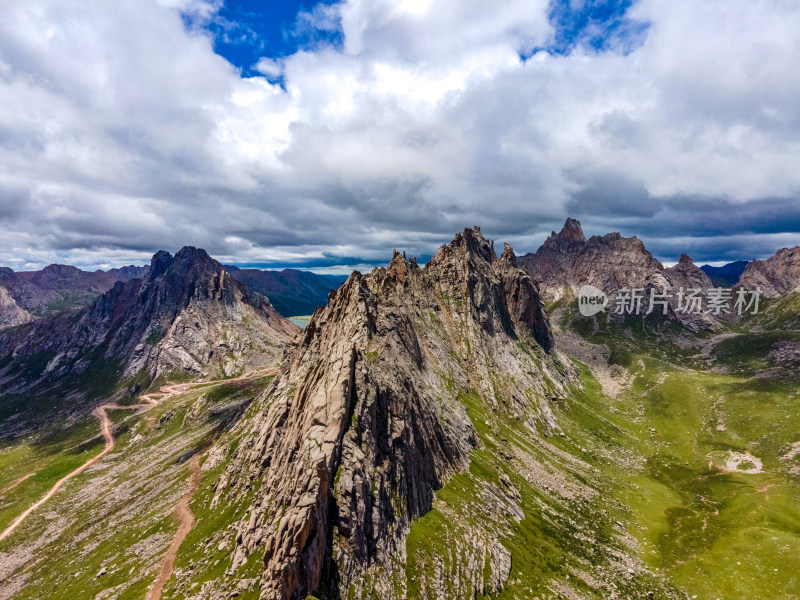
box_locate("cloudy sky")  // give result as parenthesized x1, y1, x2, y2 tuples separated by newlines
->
(1, 0, 799, 272)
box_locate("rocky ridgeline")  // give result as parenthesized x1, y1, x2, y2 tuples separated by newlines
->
(736, 245, 800, 297)
(212, 227, 574, 600)
(0, 247, 297, 399)
(520, 219, 718, 330)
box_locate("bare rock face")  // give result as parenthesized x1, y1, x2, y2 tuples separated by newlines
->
(520, 219, 723, 329)
(215, 227, 572, 600)
(539, 217, 587, 253)
(0, 247, 297, 398)
(661, 254, 717, 329)
(519, 219, 664, 301)
(736, 246, 800, 298)
(0, 286, 34, 329)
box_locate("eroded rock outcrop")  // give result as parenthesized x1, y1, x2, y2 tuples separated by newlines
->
(214, 227, 573, 600)
(736, 246, 800, 297)
(520, 219, 719, 329)
(0, 286, 34, 329)
(519, 219, 665, 302)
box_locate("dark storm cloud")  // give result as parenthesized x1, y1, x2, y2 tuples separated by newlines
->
(561, 195, 800, 264)
(566, 169, 659, 218)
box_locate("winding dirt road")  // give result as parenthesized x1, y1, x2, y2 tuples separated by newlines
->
(0, 381, 203, 543)
(0, 367, 278, 595)
(144, 368, 279, 598)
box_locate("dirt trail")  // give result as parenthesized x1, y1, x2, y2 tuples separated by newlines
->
(0, 405, 118, 542)
(0, 378, 220, 543)
(145, 367, 279, 598)
(0, 368, 277, 555)
(146, 454, 201, 600)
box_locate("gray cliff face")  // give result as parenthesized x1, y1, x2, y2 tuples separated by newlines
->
(213, 228, 572, 600)
(0, 286, 34, 328)
(659, 254, 717, 329)
(539, 217, 587, 254)
(736, 246, 800, 297)
(0, 247, 298, 398)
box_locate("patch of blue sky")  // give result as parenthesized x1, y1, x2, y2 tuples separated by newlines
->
(523, 0, 650, 59)
(181, 0, 343, 77)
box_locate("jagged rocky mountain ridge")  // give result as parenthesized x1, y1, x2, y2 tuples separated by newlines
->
(0, 247, 297, 412)
(519, 219, 724, 329)
(519, 218, 715, 300)
(204, 228, 580, 599)
(736, 245, 800, 297)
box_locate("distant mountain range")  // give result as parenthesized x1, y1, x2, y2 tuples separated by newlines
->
(226, 267, 348, 317)
(0, 261, 348, 330)
(2, 230, 795, 335)
(0, 263, 147, 324)
(699, 260, 750, 287)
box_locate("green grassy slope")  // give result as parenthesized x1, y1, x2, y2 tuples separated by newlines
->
(0, 376, 270, 599)
(548, 309, 800, 600)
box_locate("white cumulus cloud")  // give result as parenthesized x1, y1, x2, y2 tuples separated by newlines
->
(1, 0, 799, 270)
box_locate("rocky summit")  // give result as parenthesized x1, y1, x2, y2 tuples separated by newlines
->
(520, 219, 720, 329)
(210, 227, 572, 600)
(519, 219, 666, 302)
(736, 245, 800, 297)
(0, 247, 297, 409)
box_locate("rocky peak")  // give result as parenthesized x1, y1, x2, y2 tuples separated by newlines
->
(679, 253, 693, 266)
(541, 218, 587, 253)
(35, 263, 83, 279)
(560, 217, 587, 242)
(519, 221, 663, 303)
(736, 245, 800, 297)
(215, 228, 569, 600)
(169, 246, 219, 276)
(500, 242, 518, 267)
(447, 225, 497, 262)
(148, 250, 173, 280)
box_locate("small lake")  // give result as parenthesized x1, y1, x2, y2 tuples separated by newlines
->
(288, 317, 310, 329)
